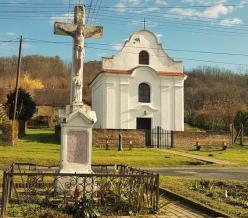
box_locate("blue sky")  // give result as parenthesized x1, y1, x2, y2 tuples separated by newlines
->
(0, 0, 248, 71)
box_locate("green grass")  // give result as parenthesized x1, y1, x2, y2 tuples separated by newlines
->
(184, 123, 203, 132)
(160, 176, 248, 217)
(1, 128, 247, 171)
(92, 147, 207, 167)
(174, 143, 248, 166)
(0, 129, 60, 170)
(0, 128, 207, 170)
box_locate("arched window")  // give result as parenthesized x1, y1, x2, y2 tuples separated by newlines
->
(139, 83, 150, 103)
(139, 50, 149, 65)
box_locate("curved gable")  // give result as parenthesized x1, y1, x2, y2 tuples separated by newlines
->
(102, 29, 183, 73)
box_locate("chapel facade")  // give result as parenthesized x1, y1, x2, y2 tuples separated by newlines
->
(90, 29, 187, 131)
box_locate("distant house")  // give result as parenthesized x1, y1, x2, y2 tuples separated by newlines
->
(90, 29, 187, 131)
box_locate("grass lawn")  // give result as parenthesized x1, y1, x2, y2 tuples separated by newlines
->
(0, 128, 207, 175)
(174, 143, 248, 166)
(160, 176, 248, 217)
(184, 123, 203, 132)
(0, 129, 60, 170)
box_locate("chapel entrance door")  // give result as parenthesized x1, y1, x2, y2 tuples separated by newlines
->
(136, 118, 152, 146)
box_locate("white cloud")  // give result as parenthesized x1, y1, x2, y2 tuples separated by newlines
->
(111, 43, 123, 50)
(49, 12, 73, 25)
(96, 52, 107, 57)
(170, 4, 233, 19)
(144, 7, 160, 12)
(114, 0, 168, 13)
(23, 42, 33, 50)
(6, 32, 16, 36)
(155, 33, 163, 40)
(202, 4, 231, 18)
(181, 0, 226, 5)
(128, 0, 141, 6)
(115, 2, 126, 13)
(0, 42, 15, 51)
(154, 0, 168, 5)
(219, 18, 242, 26)
(236, 0, 248, 8)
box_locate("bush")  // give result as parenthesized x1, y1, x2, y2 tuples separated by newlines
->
(6, 88, 36, 122)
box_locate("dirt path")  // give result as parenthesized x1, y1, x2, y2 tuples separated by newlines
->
(162, 149, 235, 165)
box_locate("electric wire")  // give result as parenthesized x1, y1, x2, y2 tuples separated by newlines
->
(86, 0, 93, 24)
(1, 38, 247, 66)
(89, 0, 99, 24)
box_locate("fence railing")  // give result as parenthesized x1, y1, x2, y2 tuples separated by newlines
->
(147, 126, 173, 148)
(1, 163, 159, 217)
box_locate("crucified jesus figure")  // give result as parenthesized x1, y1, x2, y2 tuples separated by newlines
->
(56, 23, 85, 76)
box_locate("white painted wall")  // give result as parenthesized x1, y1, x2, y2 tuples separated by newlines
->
(91, 29, 186, 131)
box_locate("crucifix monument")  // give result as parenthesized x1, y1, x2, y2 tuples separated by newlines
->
(54, 5, 103, 174)
(54, 5, 102, 106)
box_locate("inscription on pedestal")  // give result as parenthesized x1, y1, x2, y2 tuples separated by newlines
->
(67, 130, 88, 164)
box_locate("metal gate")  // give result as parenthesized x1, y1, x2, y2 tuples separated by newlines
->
(148, 126, 173, 148)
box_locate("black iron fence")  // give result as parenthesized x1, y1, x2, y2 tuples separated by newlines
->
(1, 163, 159, 217)
(146, 126, 173, 148)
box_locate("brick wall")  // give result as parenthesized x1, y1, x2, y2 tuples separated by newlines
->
(93, 129, 145, 148)
(54, 126, 146, 148)
(173, 131, 232, 146)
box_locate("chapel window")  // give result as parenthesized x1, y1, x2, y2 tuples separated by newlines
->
(139, 50, 149, 65)
(139, 83, 150, 103)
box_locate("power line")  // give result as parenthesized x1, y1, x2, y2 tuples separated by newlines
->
(2, 37, 248, 58)
(91, 0, 102, 24)
(1, 13, 247, 38)
(84, 42, 248, 57)
(84, 45, 248, 66)
(99, 4, 248, 9)
(1, 38, 247, 66)
(86, 0, 93, 24)
(94, 7, 248, 28)
(1, 16, 248, 39)
(0, 2, 247, 8)
(2, 37, 247, 66)
(67, 0, 71, 22)
(89, 0, 99, 24)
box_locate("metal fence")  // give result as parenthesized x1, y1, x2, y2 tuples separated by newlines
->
(147, 126, 173, 148)
(1, 163, 159, 217)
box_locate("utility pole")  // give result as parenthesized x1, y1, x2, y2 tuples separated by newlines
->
(13, 35, 23, 121)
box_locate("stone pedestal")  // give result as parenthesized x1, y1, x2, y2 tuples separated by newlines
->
(1, 120, 18, 146)
(59, 104, 97, 174)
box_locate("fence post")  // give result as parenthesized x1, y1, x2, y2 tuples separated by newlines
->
(155, 174, 160, 210)
(105, 137, 109, 150)
(1, 171, 8, 218)
(118, 134, 123, 151)
(129, 140, 132, 150)
(157, 126, 159, 148)
(8, 164, 14, 199)
(171, 131, 174, 148)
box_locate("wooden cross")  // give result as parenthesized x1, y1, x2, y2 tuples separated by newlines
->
(54, 5, 103, 105)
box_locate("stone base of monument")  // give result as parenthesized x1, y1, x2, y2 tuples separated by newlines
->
(56, 104, 97, 196)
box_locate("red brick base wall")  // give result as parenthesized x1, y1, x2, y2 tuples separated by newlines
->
(92, 129, 145, 148)
(173, 131, 232, 146)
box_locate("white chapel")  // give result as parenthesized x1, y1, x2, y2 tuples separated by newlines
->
(90, 29, 187, 131)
